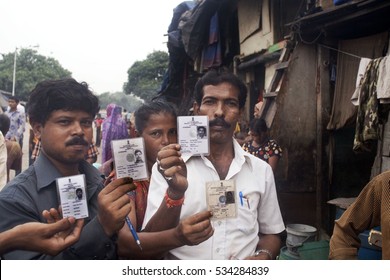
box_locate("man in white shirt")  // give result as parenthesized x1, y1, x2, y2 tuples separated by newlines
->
(0, 131, 7, 190)
(143, 69, 285, 260)
(5, 97, 25, 175)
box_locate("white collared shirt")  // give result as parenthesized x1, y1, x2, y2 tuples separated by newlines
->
(143, 139, 285, 260)
(0, 131, 7, 190)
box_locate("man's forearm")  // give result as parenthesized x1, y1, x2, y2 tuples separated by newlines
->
(143, 202, 182, 232)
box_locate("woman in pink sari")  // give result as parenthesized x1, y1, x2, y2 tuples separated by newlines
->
(101, 103, 129, 163)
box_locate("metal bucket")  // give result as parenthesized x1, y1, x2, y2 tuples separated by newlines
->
(286, 224, 317, 255)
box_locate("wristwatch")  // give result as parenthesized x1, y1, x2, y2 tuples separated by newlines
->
(254, 249, 273, 259)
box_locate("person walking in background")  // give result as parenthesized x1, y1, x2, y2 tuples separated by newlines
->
(242, 118, 282, 173)
(5, 96, 25, 176)
(94, 113, 104, 147)
(0, 127, 6, 190)
(0, 113, 23, 184)
(101, 103, 129, 163)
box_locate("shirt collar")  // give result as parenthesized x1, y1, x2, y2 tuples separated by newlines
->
(182, 138, 254, 172)
(34, 153, 104, 191)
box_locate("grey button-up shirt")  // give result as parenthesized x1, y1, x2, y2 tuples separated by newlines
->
(0, 153, 117, 259)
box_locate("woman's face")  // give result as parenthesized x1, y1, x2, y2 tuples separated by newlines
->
(140, 112, 177, 171)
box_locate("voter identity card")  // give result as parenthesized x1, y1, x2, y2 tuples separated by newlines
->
(177, 116, 209, 156)
(56, 174, 89, 219)
(206, 179, 237, 219)
(111, 137, 148, 181)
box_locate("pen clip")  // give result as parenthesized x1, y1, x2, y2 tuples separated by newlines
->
(239, 191, 244, 206)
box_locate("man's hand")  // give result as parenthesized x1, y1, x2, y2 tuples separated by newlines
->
(156, 144, 187, 198)
(175, 210, 214, 246)
(97, 177, 135, 237)
(8, 217, 84, 256)
(42, 207, 62, 224)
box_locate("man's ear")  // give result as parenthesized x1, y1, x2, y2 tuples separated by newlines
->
(193, 101, 200, 115)
(31, 122, 43, 139)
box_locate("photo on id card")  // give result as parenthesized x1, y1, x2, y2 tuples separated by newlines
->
(56, 174, 89, 219)
(111, 137, 148, 181)
(177, 115, 209, 156)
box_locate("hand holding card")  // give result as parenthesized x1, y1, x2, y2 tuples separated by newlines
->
(97, 176, 136, 237)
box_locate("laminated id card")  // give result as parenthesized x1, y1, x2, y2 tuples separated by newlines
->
(111, 137, 148, 181)
(177, 116, 209, 156)
(56, 174, 89, 219)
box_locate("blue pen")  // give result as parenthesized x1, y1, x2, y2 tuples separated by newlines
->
(125, 217, 142, 250)
(239, 191, 244, 206)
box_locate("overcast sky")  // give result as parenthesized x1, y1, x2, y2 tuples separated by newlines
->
(0, 0, 187, 94)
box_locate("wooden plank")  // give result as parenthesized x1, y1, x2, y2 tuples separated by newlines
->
(275, 61, 290, 70)
(263, 91, 278, 98)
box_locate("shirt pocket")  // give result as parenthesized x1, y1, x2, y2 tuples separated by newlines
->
(236, 192, 258, 234)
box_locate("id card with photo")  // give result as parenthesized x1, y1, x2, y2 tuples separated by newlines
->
(56, 174, 89, 219)
(111, 137, 148, 181)
(177, 116, 209, 156)
(206, 179, 237, 219)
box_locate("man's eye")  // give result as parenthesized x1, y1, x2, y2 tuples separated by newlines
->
(81, 120, 93, 126)
(150, 131, 161, 137)
(226, 100, 239, 107)
(59, 120, 70, 125)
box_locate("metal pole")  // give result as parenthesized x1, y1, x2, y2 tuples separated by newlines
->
(12, 47, 17, 96)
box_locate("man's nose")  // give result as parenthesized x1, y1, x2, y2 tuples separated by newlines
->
(72, 122, 85, 135)
(214, 102, 225, 118)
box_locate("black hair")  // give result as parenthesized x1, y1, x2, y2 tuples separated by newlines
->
(28, 78, 100, 125)
(250, 118, 268, 135)
(193, 69, 248, 109)
(134, 100, 177, 133)
(0, 113, 10, 135)
(8, 96, 20, 103)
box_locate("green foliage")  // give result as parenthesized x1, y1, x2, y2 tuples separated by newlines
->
(0, 48, 71, 101)
(123, 50, 169, 102)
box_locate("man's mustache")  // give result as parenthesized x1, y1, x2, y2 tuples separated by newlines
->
(65, 137, 89, 147)
(209, 118, 231, 128)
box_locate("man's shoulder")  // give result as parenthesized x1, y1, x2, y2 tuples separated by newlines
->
(0, 168, 37, 200)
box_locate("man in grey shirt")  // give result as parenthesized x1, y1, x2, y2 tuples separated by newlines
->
(0, 78, 135, 259)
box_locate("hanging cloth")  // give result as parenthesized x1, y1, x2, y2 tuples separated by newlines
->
(376, 55, 390, 103)
(200, 12, 222, 70)
(353, 58, 383, 153)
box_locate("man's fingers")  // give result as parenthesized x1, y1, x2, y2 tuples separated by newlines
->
(49, 208, 61, 222)
(67, 218, 85, 240)
(45, 218, 73, 235)
(102, 177, 135, 193)
(187, 210, 213, 225)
